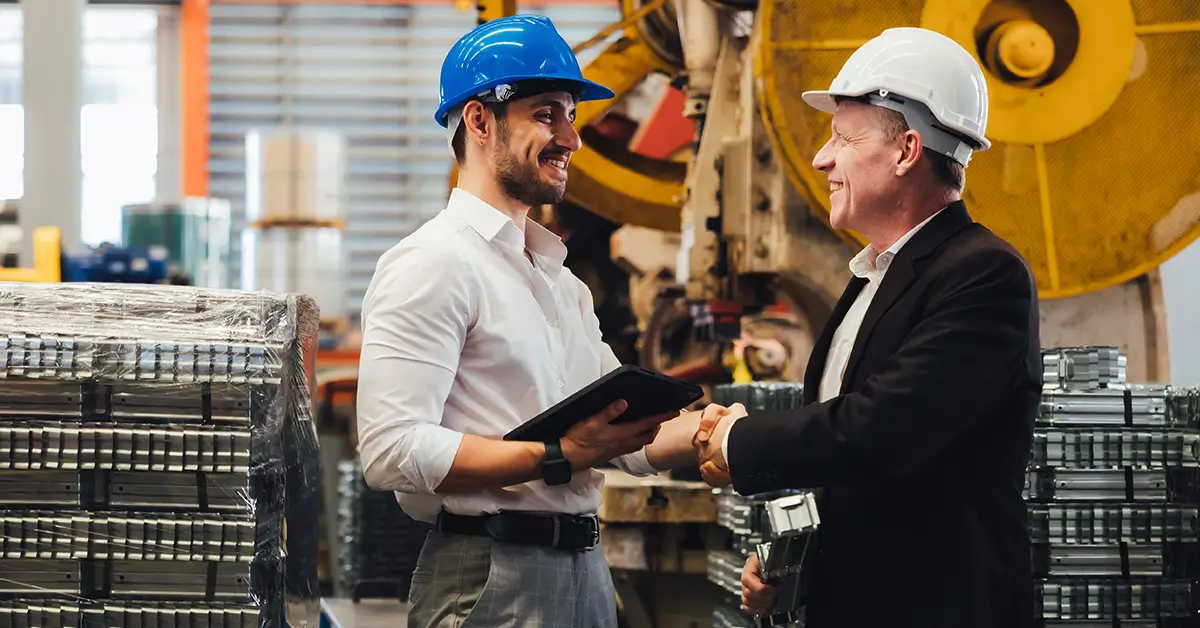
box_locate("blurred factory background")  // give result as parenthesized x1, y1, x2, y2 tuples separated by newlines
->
(1, 1, 1200, 627)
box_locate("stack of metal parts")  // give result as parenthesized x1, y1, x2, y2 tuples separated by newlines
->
(336, 460, 431, 603)
(0, 282, 321, 627)
(708, 382, 809, 628)
(1033, 346, 1200, 627)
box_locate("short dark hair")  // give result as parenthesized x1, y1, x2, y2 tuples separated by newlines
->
(451, 100, 509, 166)
(834, 95, 965, 192)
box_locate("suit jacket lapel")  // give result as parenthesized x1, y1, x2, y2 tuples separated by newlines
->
(840, 201, 975, 392)
(803, 276, 867, 404)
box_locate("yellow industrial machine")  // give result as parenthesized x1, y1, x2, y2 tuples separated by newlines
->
(471, 0, 1200, 384)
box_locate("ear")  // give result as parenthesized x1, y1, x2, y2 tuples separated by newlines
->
(462, 100, 493, 145)
(895, 129, 923, 177)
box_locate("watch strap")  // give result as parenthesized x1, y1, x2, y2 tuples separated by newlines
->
(543, 439, 572, 486)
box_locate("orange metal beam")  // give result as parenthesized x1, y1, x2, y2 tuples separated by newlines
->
(181, 0, 209, 197)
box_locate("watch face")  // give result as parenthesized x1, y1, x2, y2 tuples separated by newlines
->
(547, 460, 572, 485)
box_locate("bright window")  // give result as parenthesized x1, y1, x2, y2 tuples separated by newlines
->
(0, 105, 21, 200)
(0, 6, 159, 247)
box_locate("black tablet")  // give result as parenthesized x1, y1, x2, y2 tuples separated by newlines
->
(503, 364, 705, 442)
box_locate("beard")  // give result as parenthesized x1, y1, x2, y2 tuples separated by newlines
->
(492, 123, 567, 206)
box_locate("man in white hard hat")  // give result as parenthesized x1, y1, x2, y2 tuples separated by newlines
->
(693, 28, 1040, 628)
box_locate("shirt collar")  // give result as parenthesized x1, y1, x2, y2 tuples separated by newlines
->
(848, 208, 944, 280)
(446, 188, 568, 276)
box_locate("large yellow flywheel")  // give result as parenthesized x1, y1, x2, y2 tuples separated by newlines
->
(756, 0, 1200, 298)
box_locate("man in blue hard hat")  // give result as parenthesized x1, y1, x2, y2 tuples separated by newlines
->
(356, 15, 708, 628)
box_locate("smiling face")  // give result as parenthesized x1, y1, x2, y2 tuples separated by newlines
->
(811, 100, 907, 233)
(489, 90, 582, 206)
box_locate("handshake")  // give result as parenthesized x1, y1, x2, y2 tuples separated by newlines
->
(559, 399, 749, 487)
(559, 399, 778, 614)
(690, 401, 748, 488)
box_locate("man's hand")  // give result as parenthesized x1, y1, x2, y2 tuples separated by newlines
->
(644, 409, 709, 471)
(693, 402, 747, 488)
(741, 554, 779, 614)
(561, 399, 678, 470)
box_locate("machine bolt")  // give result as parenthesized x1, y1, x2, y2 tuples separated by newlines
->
(753, 188, 771, 212)
(754, 136, 772, 164)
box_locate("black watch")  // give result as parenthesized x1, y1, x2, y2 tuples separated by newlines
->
(543, 439, 573, 486)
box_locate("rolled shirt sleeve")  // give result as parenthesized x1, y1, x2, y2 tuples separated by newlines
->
(356, 242, 475, 494)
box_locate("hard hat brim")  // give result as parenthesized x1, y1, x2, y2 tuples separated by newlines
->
(435, 76, 616, 128)
(800, 90, 840, 114)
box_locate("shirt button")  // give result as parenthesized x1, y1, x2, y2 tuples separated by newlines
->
(557, 380, 564, 388)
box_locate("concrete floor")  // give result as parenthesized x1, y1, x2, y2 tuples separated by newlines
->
(321, 598, 409, 627)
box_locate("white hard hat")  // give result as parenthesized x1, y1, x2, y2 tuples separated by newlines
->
(802, 27, 990, 166)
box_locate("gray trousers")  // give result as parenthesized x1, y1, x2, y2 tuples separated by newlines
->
(406, 530, 618, 628)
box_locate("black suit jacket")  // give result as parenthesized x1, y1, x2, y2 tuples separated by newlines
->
(727, 202, 1041, 628)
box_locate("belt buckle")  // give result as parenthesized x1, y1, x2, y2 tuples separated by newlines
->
(574, 514, 600, 551)
(554, 514, 600, 552)
(585, 515, 600, 548)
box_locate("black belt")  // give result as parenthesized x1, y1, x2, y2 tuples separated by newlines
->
(436, 510, 601, 552)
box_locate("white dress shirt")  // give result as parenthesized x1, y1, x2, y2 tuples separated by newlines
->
(356, 188, 658, 524)
(722, 210, 944, 463)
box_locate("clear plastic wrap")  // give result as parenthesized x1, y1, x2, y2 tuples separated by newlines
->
(0, 281, 321, 627)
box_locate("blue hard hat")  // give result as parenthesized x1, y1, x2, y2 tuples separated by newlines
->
(434, 14, 615, 127)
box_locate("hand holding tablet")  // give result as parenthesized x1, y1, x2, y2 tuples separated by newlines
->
(543, 398, 677, 470)
(504, 365, 705, 443)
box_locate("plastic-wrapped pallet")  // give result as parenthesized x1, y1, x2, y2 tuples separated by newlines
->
(708, 382, 808, 628)
(1032, 346, 1200, 628)
(0, 282, 321, 627)
(336, 460, 431, 603)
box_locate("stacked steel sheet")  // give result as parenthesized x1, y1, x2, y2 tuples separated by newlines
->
(0, 282, 321, 627)
(335, 460, 431, 603)
(1033, 346, 1200, 628)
